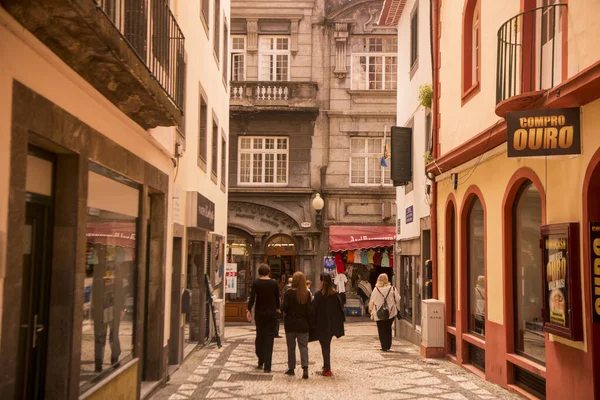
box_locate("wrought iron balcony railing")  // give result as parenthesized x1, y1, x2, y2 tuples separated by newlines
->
(496, 4, 567, 106)
(96, 0, 185, 112)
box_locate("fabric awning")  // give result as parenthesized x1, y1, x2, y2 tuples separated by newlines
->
(329, 225, 395, 252)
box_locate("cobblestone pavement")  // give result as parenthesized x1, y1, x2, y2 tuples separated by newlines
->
(151, 321, 518, 400)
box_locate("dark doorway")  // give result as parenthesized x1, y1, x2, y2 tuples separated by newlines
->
(17, 197, 53, 399)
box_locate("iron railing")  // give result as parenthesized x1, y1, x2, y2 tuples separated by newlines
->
(496, 4, 567, 105)
(95, 0, 185, 112)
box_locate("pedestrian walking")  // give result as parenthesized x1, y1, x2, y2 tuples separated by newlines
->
(283, 272, 312, 379)
(276, 277, 293, 338)
(310, 273, 345, 377)
(247, 264, 280, 372)
(306, 280, 314, 301)
(369, 273, 400, 352)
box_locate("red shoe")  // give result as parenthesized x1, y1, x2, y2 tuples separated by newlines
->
(322, 370, 332, 377)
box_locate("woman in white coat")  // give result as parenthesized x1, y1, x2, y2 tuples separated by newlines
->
(369, 273, 400, 351)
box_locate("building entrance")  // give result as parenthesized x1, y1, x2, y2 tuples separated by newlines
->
(265, 235, 297, 286)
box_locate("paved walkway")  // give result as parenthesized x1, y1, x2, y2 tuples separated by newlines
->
(151, 322, 518, 400)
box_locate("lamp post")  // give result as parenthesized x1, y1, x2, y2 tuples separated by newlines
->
(312, 193, 324, 230)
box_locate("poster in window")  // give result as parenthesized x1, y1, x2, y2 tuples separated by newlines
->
(225, 263, 238, 294)
(541, 223, 583, 340)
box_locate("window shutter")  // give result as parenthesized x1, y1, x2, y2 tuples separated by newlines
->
(391, 126, 412, 186)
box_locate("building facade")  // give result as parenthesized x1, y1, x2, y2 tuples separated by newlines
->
(423, 0, 600, 399)
(380, 0, 434, 347)
(225, 0, 398, 322)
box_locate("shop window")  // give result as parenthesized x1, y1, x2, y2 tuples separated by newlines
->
(259, 36, 290, 81)
(351, 37, 398, 90)
(462, 0, 481, 98)
(231, 36, 246, 81)
(238, 136, 288, 185)
(513, 182, 545, 363)
(467, 197, 485, 336)
(449, 205, 457, 326)
(226, 235, 252, 302)
(350, 137, 392, 186)
(80, 167, 140, 391)
(401, 256, 413, 321)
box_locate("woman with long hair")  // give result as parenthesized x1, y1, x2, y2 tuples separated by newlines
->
(283, 271, 312, 379)
(369, 273, 400, 351)
(311, 273, 345, 376)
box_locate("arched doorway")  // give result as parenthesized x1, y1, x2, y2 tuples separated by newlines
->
(265, 234, 297, 286)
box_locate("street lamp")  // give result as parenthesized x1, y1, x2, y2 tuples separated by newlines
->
(312, 193, 324, 230)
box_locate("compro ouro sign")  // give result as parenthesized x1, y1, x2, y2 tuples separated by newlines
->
(507, 107, 581, 157)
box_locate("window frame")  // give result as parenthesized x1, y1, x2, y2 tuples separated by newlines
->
(200, 0, 209, 37)
(237, 136, 289, 186)
(349, 137, 393, 187)
(410, 4, 419, 76)
(258, 36, 291, 82)
(231, 36, 247, 81)
(211, 113, 219, 182)
(350, 37, 398, 91)
(213, 0, 221, 65)
(462, 0, 481, 104)
(466, 196, 485, 338)
(222, 18, 229, 86)
(198, 86, 208, 171)
(220, 132, 227, 192)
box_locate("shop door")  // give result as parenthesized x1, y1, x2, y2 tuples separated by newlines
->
(17, 198, 52, 399)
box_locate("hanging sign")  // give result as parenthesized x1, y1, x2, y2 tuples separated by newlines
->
(506, 107, 581, 157)
(541, 223, 583, 340)
(225, 263, 238, 294)
(590, 222, 600, 323)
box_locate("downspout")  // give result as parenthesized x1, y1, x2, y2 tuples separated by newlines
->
(430, 0, 440, 300)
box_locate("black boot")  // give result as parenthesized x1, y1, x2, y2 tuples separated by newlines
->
(284, 369, 294, 376)
(302, 368, 308, 379)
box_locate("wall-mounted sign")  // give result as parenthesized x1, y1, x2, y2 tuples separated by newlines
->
(225, 263, 238, 294)
(590, 222, 600, 323)
(197, 192, 215, 231)
(541, 223, 583, 340)
(406, 206, 414, 224)
(301, 222, 312, 229)
(507, 107, 581, 157)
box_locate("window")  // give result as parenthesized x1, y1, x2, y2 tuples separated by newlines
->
(467, 197, 485, 336)
(238, 136, 288, 185)
(221, 134, 227, 188)
(198, 93, 208, 166)
(514, 182, 545, 363)
(151, 0, 170, 68)
(213, 0, 220, 62)
(223, 19, 229, 84)
(410, 5, 418, 71)
(231, 36, 246, 81)
(200, 0, 209, 31)
(350, 138, 392, 186)
(463, 0, 481, 94)
(351, 37, 397, 90)
(541, 0, 563, 46)
(449, 205, 457, 326)
(212, 118, 219, 177)
(259, 37, 290, 81)
(401, 256, 413, 321)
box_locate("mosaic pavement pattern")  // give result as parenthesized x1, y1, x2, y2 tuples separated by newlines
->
(151, 323, 519, 400)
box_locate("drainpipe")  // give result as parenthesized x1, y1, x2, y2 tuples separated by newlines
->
(430, 0, 440, 300)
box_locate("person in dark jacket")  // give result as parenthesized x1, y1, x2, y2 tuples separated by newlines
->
(311, 273, 345, 376)
(283, 271, 312, 379)
(247, 264, 280, 372)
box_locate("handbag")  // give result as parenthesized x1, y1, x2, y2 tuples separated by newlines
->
(376, 287, 391, 321)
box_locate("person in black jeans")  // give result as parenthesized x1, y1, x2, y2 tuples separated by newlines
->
(283, 272, 312, 379)
(311, 273, 345, 376)
(247, 264, 280, 372)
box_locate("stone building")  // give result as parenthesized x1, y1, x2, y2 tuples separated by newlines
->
(225, 0, 397, 321)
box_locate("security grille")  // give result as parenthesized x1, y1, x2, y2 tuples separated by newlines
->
(468, 343, 485, 372)
(515, 366, 546, 399)
(448, 334, 457, 356)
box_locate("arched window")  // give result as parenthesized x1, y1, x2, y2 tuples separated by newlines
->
(467, 197, 485, 336)
(265, 234, 296, 255)
(513, 182, 545, 363)
(462, 0, 481, 101)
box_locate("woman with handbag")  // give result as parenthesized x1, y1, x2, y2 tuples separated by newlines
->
(310, 273, 345, 377)
(369, 273, 400, 352)
(283, 272, 312, 379)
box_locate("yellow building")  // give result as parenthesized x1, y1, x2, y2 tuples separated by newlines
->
(423, 0, 600, 398)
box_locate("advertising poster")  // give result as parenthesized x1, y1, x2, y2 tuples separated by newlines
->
(590, 222, 600, 323)
(225, 263, 238, 294)
(544, 233, 569, 327)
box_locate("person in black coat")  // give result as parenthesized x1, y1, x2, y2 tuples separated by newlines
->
(247, 264, 280, 373)
(283, 271, 312, 379)
(311, 273, 345, 376)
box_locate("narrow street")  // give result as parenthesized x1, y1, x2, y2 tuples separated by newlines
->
(151, 321, 517, 400)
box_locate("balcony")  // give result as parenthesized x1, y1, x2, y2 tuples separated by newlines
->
(230, 81, 319, 114)
(2, 0, 185, 129)
(495, 3, 567, 117)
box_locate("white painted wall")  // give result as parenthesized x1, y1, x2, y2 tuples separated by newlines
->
(394, 0, 432, 240)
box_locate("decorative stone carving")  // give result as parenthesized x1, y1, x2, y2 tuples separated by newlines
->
(333, 22, 349, 78)
(247, 19, 258, 53)
(291, 19, 300, 56)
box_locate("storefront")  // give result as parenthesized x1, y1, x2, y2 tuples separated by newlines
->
(328, 226, 395, 316)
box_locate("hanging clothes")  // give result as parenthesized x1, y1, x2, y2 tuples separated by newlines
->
(347, 250, 354, 263)
(373, 250, 382, 267)
(354, 249, 362, 263)
(360, 250, 369, 265)
(381, 250, 390, 267)
(334, 253, 345, 273)
(334, 273, 348, 294)
(367, 249, 375, 264)
(389, 251, 394, 268)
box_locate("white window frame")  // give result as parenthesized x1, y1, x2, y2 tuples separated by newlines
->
(258, 36, 291, 82)
(351, 37, 397, 91)
(231, 35, 246, 81)
(349, 137, 393, 186)
(238, 136, 289, 186)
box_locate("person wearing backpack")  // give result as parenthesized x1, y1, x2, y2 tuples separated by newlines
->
(369, 273, 400, 352)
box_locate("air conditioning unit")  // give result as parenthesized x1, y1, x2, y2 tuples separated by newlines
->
(421, 299, 445, 348)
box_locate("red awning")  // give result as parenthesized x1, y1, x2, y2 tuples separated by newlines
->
(329, 225, 395, 252)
